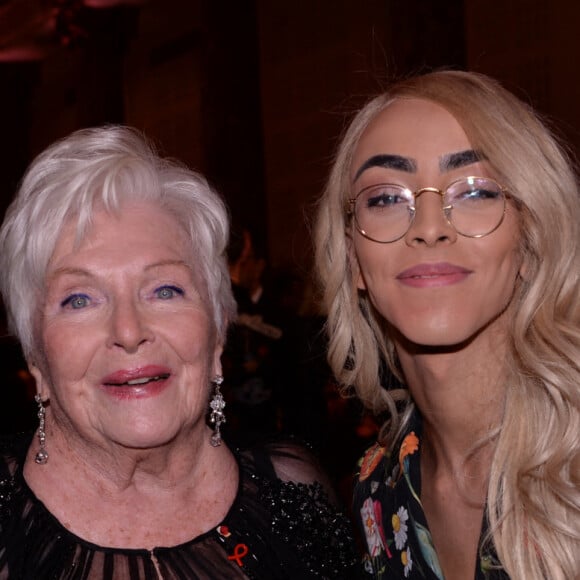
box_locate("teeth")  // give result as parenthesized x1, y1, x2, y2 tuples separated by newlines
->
(104, 373, 169, 387)
(126, 377, 154, 385)
(124, 374, 169, 386)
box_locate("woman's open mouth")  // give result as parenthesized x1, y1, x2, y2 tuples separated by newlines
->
(100, 367, 172, 399)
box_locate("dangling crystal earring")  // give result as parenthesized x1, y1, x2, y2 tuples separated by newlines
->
(34, 394, 49, 464)
(209, 375, 225, 447)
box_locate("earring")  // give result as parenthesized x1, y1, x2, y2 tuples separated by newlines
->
(209, 375, 225, 447)
(34, 394, 49, 464)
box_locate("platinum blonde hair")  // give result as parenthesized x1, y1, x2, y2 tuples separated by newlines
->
(315, 70, 580, 578)
(0, 125, 236, 360)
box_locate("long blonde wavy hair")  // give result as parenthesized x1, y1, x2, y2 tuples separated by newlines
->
(314, 70, 580, 579)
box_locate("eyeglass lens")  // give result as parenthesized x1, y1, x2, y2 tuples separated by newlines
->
(353, 177, 506, 243)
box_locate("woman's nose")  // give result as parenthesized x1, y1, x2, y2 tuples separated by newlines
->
(404, 189, 457, 247)
(107, 300, 153, 353)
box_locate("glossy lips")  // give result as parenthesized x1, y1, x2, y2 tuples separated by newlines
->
(396, 262, 472, 288)
(100, 365, 172, 399)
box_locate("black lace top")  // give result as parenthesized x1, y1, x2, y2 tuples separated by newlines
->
(0, 434, 358, 579)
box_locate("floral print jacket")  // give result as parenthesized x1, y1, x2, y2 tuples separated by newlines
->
(353, 413, 509, 579)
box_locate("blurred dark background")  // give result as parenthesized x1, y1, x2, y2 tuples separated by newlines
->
(0, 0, 578, 497)
(1, 0, 579, 275)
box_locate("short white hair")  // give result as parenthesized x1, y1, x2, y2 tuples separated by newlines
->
(0, 125, 236, 359)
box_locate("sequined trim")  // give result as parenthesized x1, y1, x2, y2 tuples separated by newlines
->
(0, 475, 16, 521)
(259, 478, 358, 577)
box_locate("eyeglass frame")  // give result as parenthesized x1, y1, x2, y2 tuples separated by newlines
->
(347, 175, 510, 244)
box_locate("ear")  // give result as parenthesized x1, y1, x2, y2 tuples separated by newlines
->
(28, 362, 51, 400)
(515, 241, 531, 282)
(212, 344, 224, 378)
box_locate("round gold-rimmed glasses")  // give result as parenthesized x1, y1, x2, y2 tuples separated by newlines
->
(347, 176, 509, 243)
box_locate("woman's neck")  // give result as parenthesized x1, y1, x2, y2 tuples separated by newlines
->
(394, 317, 510, 468)
(22, 422, 239, 548)
(27, 418, 230, 489)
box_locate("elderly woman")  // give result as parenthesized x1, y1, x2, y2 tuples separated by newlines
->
(0, 125, 357, 578)
(314, 70, 579, 579)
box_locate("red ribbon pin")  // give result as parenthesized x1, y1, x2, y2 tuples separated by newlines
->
(228, 543, 249, 566)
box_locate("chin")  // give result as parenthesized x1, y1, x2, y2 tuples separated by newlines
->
(396, 334, 470, 354)
(389, 317, 460, 346)
(105, 425, 181, 450)
(390, 315, 508, 354)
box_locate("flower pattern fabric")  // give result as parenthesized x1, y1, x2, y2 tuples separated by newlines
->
(392, 506, 409, 550)
(353, 412, 509, 579)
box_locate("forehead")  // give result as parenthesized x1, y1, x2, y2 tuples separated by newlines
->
(351, 98, 473, 181)
(48, 201, 189, 270)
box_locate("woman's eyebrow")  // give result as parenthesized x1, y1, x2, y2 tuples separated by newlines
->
(439, 149, 481, 172)
(354, 154, 417, 181)
(144, 259, 190, 272)
(47, 267, 92, 282)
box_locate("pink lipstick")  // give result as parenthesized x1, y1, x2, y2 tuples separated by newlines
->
(100, 365, 172, 399)
(396, 262, 472, 288)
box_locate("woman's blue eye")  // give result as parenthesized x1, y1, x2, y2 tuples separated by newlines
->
(155, 285, 184, 300)
(61, 294, 90, 309)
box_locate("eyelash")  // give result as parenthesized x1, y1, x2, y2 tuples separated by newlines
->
(154, 285, 185, 299)
(60, 293, 90, 309)
(58, 284, 185, 311)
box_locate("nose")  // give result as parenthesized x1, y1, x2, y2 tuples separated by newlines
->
(107, 299, 153, 353)
(404, 188, 457, 247)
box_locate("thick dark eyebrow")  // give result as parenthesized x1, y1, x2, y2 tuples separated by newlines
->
(354, 154, 417, 181)
(439, 149, 481, 172)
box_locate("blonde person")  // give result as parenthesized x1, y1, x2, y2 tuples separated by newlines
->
(314, 71, 579, 579)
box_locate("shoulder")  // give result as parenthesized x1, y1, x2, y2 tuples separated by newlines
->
(357, 442, 390, 483)
(241, 438, 339, 500)
(356, 411, 422, 487)
(235, 438, 360, 577)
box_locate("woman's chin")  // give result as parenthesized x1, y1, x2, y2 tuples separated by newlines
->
(391, 324, 485, 354)
(105, 427, 184, 451)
